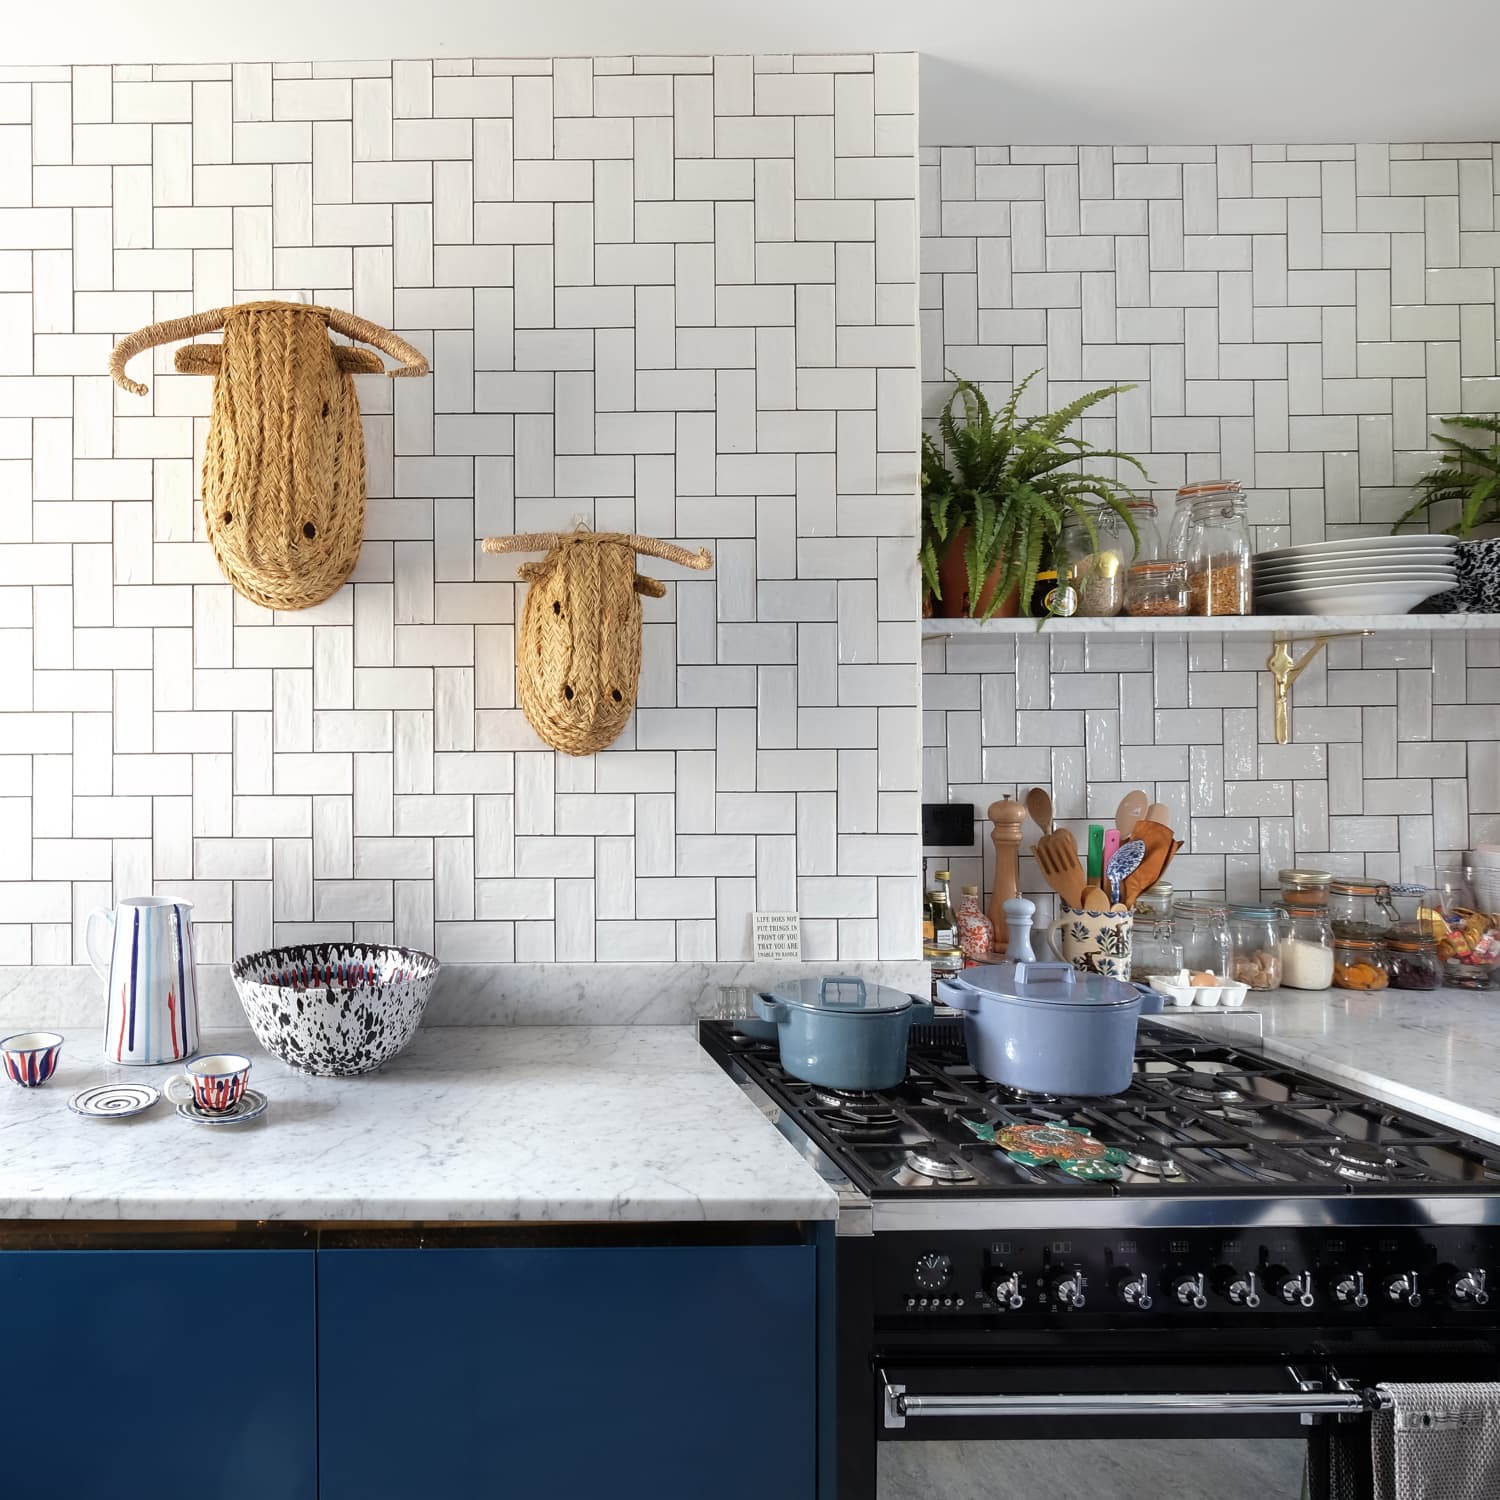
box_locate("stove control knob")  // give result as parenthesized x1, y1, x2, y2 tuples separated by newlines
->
(1331, 1270, 1369, 1309)
(987, 1270, 1024, 1311)
(1449, 1268, 1490, 1307)
(1114, 1270, 1153, 1311)
(1214, 1267, 1261, 1310)
(1268, 1266, 1317, 1309)
(1048, 1269, 1087, 1310)
(1171, 1272, 1208, 1310)
(1384, 1271, 1423, 1309)
(913, 1253, 952, 1292)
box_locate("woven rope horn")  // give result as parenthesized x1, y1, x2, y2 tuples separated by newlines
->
(108, 301, 429, 611)
(483, 528, 713, 756)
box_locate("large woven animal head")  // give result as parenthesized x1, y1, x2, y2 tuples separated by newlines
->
(483, 528, 714, 756)
(108, 301, 429, 611)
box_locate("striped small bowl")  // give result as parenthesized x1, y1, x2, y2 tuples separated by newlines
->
(1, 1031, 63, 1088)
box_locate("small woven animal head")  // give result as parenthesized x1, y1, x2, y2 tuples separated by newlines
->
(483, 529, 714, 756)
(109, 302, 429, 611)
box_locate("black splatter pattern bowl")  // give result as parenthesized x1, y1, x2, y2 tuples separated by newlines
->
(231, 944, 440, 1077)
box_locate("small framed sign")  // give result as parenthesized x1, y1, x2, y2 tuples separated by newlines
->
(752, 911, 802, 962)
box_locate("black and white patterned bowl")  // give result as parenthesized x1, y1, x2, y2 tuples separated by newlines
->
(231, 944, 440, 1077)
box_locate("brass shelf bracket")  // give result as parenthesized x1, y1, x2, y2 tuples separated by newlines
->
(1267, 630, 1374, 744)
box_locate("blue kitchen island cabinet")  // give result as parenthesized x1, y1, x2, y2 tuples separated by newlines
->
(0, 1248, 316, 1499)
(318, 1242, 817, 1500)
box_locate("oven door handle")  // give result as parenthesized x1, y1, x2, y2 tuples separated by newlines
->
(881, 1379, 1391, 1430)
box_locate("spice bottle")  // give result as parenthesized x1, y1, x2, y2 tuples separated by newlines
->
(930, 871, 957, 948)
(1184, 487, 1252, 616)
(1280, 909, 1335, 990)
(956, 885, 994, 961)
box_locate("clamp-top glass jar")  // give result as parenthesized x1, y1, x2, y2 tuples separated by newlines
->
(1060, 504, 1127, 617)
(1182, 483, 1252, 616)
(1172, 899, 1232, 979)
(1328, 878, 1398, 941)
(1228, 904, 1286, 989)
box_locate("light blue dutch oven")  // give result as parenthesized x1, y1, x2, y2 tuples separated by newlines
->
(754, 976, 934, 1091)
(938, 960, 1142, 1096)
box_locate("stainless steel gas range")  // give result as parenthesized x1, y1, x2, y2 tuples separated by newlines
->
(699, 1015, 1500, 1500)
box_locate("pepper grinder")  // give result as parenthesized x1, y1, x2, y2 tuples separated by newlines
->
(1002, 898, 1037, 963)
(987, 799, 1026, 952)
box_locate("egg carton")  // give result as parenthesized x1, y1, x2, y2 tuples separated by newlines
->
(1147, 970, 1249, 1010)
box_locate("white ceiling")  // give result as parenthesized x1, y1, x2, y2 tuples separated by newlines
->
(11, 0, 1500, 144)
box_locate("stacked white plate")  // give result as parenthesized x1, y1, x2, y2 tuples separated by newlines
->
(1253, 536, 1458, 615)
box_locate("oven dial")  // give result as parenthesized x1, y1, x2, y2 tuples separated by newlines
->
(1171, 1272, 1208, 1310)
(987, 1270, 1024, 1310)
(1445, 1267, 1490, 1307)
(1047, 1269, 1087, 1310)
(913, 1253, 952, 1292)
(1330, 1270, 1369, 1309)
(1384, 1271, 1422, 1309)
(1267, 1267, 1317, 1309)
(1113, 1270, 1152, 1311)
(1213, 1267, 1261, 1309)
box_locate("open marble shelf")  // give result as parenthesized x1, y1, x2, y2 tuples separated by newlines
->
(922, 613, 1500, 639)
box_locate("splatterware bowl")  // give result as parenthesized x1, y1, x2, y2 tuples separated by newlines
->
(231, 945, 440, 1077)
(1, 1031, 63, 1087)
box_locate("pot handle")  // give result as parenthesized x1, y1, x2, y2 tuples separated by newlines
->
(818, 975, 867, 1007)
(1012, 960, 1076, 990)
(935, 979, 980, 1013)
(906, 998, 936, 1023)
(753, 993, 790, 1024)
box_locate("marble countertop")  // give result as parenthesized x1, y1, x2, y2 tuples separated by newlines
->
(0, 1026, 838, 1224)
(1193, 986, 1500, 1144)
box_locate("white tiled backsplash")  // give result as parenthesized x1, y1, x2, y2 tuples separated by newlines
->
(0, 54, 923, 966)
(921, 140, 1500, 908)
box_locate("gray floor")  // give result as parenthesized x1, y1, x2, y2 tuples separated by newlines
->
(879, 1437, 1307, 1499)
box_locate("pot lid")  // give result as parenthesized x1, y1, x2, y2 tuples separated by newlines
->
(766, 974, 917, 1015)
(951, 960, 1139, 1010)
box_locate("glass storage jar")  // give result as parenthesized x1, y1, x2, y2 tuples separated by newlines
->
(1124, 561, 1190, 617)
(1172, 899, 1232, 980)
(1279, 909, 1335, 990)
(1129, 916, 1184, 983)
(1167, 481, 1242, 562)
(1386, 926, 1443, 990)
(1228, 904, 1286, 989)
(1328, 878, 1398, 941)
(1133, 881, 1174, 920)
(1060, 505, 1127, 617)
(1332, 935, 1390, 991)
(1279, 868, 1331, 912)
(1183, 487, 1252, 616)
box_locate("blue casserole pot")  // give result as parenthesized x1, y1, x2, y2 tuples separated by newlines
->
(938, 960, 1141, 1096)
(754, 976, 934, 1091)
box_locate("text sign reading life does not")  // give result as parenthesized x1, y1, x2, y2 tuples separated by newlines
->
(753, 912, 802, 962)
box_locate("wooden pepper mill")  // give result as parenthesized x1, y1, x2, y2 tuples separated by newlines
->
(987, 799, 1026, 953)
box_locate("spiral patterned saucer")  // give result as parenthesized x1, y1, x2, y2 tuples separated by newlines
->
(68, 1083, 161, 1119)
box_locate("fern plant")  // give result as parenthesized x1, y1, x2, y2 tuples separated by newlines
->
(921, 372, 1148, 619)
(1392, 415, 1500, 537)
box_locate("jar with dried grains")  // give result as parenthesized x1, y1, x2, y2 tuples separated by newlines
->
(1172, 899, 1232, 980)
(1333, 936, 1390, 991)
(1229, 904, 1286, 989)
(1328, 878, 1398, 941)
(1280, 909, 1335, 990)
(1124, 561, 1190, 617)
(1060, 505, 1126, 617)
(1184, 486, 1252, 616)
(1167, 481, 1241, 562)
(1279, 868, 1331, 911)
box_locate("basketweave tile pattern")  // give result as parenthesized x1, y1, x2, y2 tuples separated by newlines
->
(0, 54, 923, 967)
(920, 142, 1500, 535)
(922, 625, 1500, 913)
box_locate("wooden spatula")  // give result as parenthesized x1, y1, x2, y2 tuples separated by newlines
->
(1034, 828, 1085, 909)
(1121, 820, 1174, 908)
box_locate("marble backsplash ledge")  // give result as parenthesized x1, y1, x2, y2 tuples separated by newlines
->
(0, 961, 932, 1031)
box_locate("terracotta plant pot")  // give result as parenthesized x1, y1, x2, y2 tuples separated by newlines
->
(935, 527, 1020, 619)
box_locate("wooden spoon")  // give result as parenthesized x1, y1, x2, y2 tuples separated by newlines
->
(1025, 787, 1054, 837)
(1145, 800, 1170, 829)
(1080, 886, 1111, 912)
(1115, 789, 1148, 838)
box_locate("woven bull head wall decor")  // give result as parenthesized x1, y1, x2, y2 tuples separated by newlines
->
(483, 528, 714, 756)
(108, 301, 430, 611)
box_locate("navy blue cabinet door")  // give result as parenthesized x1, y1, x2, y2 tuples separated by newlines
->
(0, 1248, 316, 1499)
(319, 1243, 817, 1500)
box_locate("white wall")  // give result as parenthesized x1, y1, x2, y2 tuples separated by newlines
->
(9, 2, 1500, 146)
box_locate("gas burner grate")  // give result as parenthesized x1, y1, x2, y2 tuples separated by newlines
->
(1310, 1141, 1405, 1183)
(813, 1106, 902, 1144)
(900, 1147, 976, 1184)
(808, 1084, 890, 1111)
(1121, 1147, 1184, 1179)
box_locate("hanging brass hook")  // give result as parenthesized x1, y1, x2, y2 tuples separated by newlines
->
(1267, 631, 1374, 744)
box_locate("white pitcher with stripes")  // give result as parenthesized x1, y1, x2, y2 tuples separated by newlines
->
(86, 897, 200, 1065)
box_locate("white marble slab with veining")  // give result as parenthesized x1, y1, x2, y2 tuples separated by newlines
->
(1215, 986, 1500, 1145)
(0, 1026, 838, 1224)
